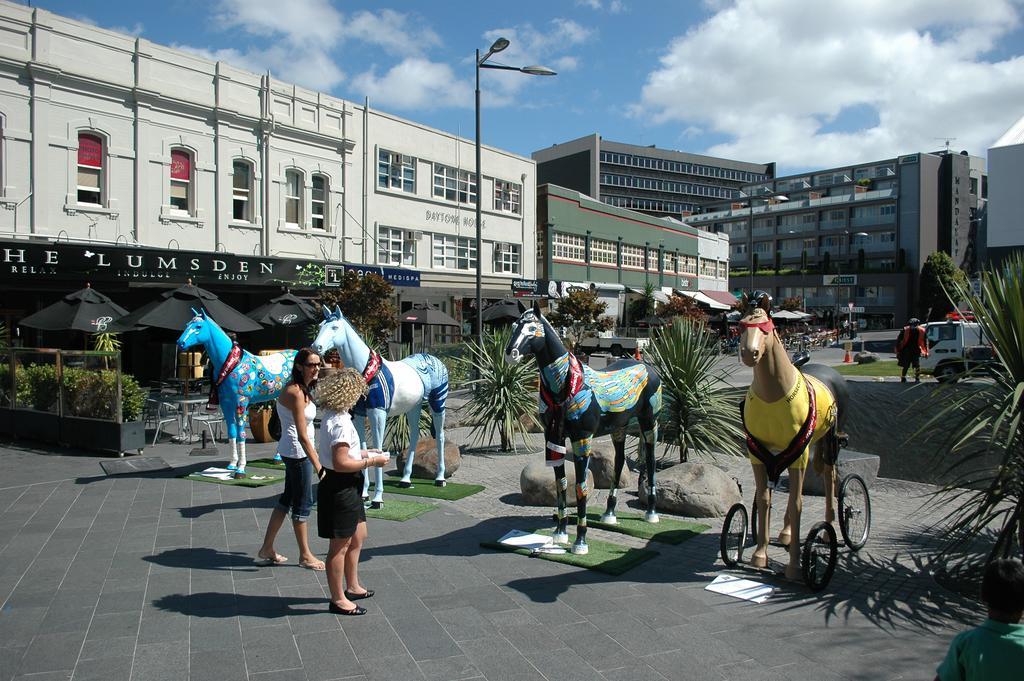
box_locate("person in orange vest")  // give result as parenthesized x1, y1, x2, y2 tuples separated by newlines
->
(895, 317, 929, 383)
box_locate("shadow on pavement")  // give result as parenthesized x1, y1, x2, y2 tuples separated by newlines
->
(153, 592, 324, 618)
(143, 547, 262, 572)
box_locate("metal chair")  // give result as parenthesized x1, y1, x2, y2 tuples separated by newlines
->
(145, 398, 181, 445)
(190, 409, 224, 444)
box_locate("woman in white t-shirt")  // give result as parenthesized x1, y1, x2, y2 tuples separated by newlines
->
(314, 368, 389, 616)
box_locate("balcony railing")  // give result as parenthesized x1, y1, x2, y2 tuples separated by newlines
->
(818, 220, 847, 231)
(753, 226, 775, 237)
(851, 214, 896, 228)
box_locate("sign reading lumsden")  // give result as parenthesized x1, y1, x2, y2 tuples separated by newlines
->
(0, 239, 311, 286)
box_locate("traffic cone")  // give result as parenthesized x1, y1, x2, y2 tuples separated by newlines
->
(843, 346, 853, 363)
(634, 346, 642, 361)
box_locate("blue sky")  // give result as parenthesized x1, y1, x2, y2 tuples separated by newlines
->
(36, 0, 1024, 175)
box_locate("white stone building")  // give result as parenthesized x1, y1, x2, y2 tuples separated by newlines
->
(0, 1, 535, 337)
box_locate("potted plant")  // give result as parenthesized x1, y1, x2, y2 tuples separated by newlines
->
(58, 365, 147, 456)
(248, 401, 281, 442)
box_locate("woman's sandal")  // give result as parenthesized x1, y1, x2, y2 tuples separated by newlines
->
(343, 589, 374, 601)
(329, 602, 367, 616)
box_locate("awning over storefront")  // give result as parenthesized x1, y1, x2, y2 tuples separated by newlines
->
(699, 290, 738, 308)
(677, 290, 731, 310)
(627, 287, 671, 304)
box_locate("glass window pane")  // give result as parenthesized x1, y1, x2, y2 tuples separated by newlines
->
(233, 163, 249, 189)
(286, 199, 298, 224)
(170, 182, 188, 199)
(77, 167, 100, 189)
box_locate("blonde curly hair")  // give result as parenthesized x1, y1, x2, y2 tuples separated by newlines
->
(314, 367, 368, 413)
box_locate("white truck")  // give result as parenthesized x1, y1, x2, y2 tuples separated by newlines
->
(920, 320, 994, 382)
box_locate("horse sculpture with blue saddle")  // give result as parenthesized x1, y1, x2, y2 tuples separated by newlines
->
(313, 306, 449, 508)
(506, 303, 663, 555)
(176, 310, 296, 478)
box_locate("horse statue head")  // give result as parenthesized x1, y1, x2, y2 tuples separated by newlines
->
(738, 290, 778, 367)
(313, 305, 362, 360)
(505, 302, 551, 363)
(176, 308, 215, 351)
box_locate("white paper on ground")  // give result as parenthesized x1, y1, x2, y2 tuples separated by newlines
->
(497, 529, 565, 554)
(705, 574, 775, 603)
(198, 467, 235, 481)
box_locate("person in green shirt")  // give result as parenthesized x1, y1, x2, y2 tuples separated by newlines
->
(936, 558, 1024, 681)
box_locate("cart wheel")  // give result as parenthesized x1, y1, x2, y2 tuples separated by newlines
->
(801, 521, 837, 592)
(720, 503, 748, 567)
(838, 474, 871, 551)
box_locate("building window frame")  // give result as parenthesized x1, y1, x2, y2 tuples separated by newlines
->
(284, 169, 303, 228)
(379, 226, 415, 266)
(77, 132, 105, 206)
(620, 244, 644, 270)
(432, 234, 477, 270)
(231, 159, 254, 223)
(169, 148, 194, 216)
(378, 149, 415, 193)
(493, 242, 521, 274)
(493, 179, 521, 215)
(551, 232, 585, 263)
(432, 163, 476, 205)
(590, 238, 616, 265)
(311, 173, 328, 231)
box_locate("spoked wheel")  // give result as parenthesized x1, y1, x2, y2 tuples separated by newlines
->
(720, 503, 749, 567)
(801, 521, 838, 592)
(838, 474, 871, 551)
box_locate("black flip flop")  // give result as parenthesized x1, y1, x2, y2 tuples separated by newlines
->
(329, 602, 367, 616)
(344, 589, 374, 601)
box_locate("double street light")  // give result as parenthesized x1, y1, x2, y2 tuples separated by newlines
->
(833, 230, 869, 336)
(475, 38, 555, 350)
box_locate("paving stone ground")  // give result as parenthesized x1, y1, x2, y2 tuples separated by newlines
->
(0, 353, 987, 681)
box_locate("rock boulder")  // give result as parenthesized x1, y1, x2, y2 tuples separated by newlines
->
(639, 462, 740, 518)
(395, 438, 460, 479)
(520, 460, 595, 506)
(587, 448, 633, 490)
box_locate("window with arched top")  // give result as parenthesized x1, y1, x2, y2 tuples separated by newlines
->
(232, 160, 253, 222)
(170, 149, 193, 215)
(311, 174, 328, 230)
(77, 133, 104, 205)
(285, 169, 302, 227)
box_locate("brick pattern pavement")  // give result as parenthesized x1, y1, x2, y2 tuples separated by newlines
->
(0, 417, 984, 681)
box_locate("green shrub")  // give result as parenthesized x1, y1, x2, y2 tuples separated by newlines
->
(432, 342, 470, 389)
(18, 363, 60, 411)
(14, 362, 145, 421)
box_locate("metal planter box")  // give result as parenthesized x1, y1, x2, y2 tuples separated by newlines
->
(59, 416, 145, 456)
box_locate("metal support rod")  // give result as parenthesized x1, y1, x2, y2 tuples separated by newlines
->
(475, 48, 483, 353)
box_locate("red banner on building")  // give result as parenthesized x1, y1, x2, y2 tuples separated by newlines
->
(77, 135, 102, 168)
(170, 150, 190, 180)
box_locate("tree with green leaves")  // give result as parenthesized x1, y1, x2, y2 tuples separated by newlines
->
(627, 282, 657, 325)
(656, 293, 707, 324)
(546, 288, 614, 352)
(913, 252, 1024, 562)
(315, 271, 397, 352)
(919, 251, 970, 321)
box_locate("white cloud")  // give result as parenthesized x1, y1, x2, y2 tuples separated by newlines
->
(632, 0, 1024, 170)
(351, 58, 472, 110)
(575, 0, 626, 12)
(344, 9, 442, 55)
(214, 0, 342, 46)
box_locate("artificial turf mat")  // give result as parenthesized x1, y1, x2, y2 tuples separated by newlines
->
(369, 476, 484, 501)
(183, 470, 285, 487)
(365, 498, 438, 521)
(480, 528, 658, 576)
(248, 458, 286, 470)
(581, 511, 710, 545)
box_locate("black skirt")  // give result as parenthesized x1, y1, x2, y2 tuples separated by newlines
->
(317, 469, 366, 539)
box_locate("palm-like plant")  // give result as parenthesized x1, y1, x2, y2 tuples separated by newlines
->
(459, 328, 540, 452)
(646, 318, 745, 463)
(914, 253, 1024, 562)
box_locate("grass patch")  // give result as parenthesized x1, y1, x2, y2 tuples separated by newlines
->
(582, 511, 709, 545)
(248, 458, 286, 470)
(366, 498, 437, 521)
(371, 475, 484, 501)
(184, 470, 284, 487)
(480, 528, 658, 576)
(834, 360, 906, 377)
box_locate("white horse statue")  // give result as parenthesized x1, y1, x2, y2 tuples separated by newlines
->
(313, 306, 449, 507)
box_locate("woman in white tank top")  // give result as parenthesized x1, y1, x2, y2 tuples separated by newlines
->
(257, 348, 326, 570)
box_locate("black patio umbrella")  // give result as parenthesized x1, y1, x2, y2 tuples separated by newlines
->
(480, 298, 527, 324)
(19, 283, 129, 333)
(247, 292, 318, 327)
(110, 280, 263, 333)
(400, 305, 460, 327)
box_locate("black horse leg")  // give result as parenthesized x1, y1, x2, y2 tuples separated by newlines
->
(602, 428, 627, 524)
(642, 420, 660, 523)
(571, 437, 593, 554)
(552, 464, 569, 544)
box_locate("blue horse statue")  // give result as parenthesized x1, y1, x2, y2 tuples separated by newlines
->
(313, 305, 449, 507)
(505, 303, 663, 555)
(176, 310, 296, 478)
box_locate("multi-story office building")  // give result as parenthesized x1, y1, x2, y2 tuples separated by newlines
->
(986, 114, 1023, 267)
(685, 151, 986, 329)
(533, 134, 775, 221)
(0, 3, 535, 368)
(534, 183, 733, 326)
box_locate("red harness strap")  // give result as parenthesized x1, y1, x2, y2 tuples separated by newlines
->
(540, 353, 584, 466)
(208, 343, 242, 406)
(742, 377, 817, 485)
(363, 350, 382, 385)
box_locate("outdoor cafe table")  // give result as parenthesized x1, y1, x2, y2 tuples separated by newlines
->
(161, 394, 210, 443)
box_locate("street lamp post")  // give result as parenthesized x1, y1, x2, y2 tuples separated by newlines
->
(833, 230, 869, 337)
(475, 38, 555, 351)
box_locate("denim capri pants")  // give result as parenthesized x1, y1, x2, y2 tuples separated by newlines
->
(276, 457, 315, 522)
